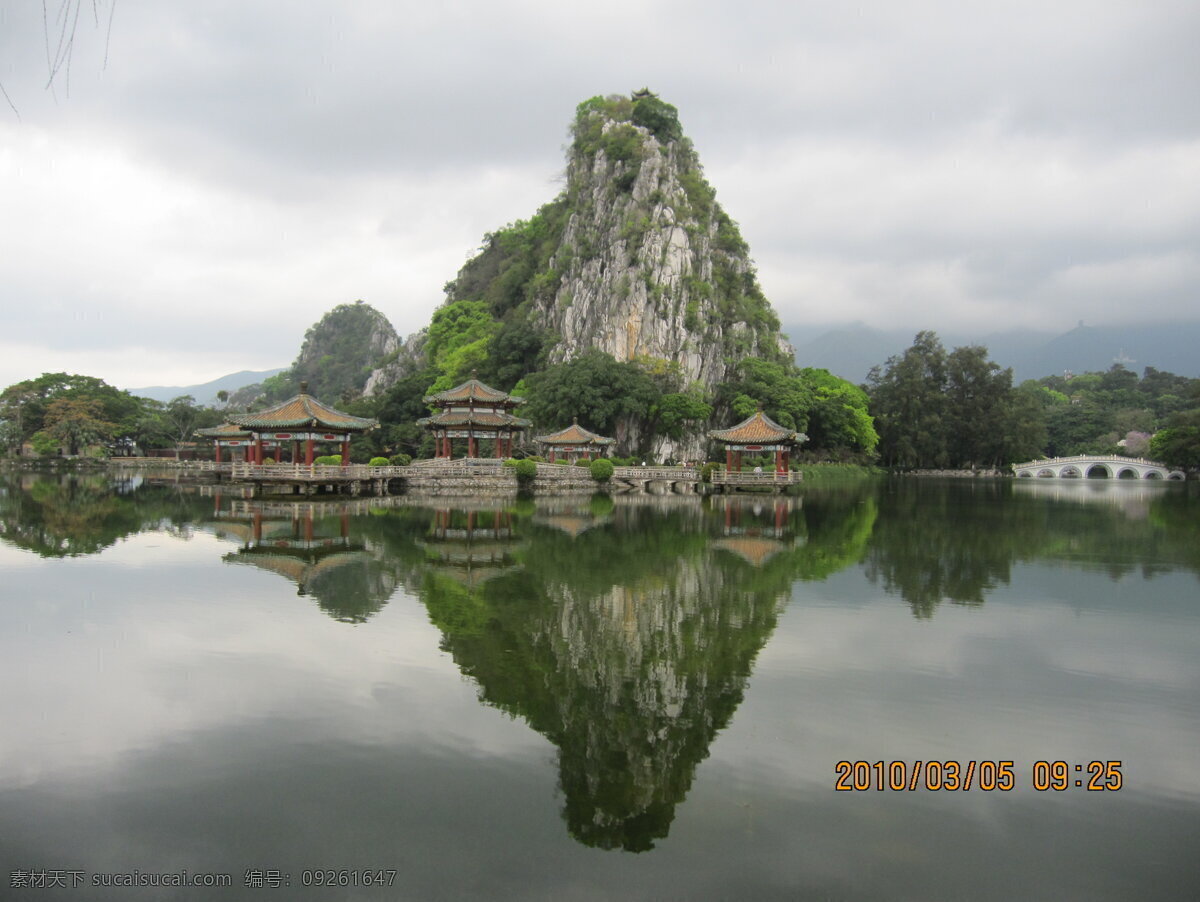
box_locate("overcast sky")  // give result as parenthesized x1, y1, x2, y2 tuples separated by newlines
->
(1, 0, 1196, 391)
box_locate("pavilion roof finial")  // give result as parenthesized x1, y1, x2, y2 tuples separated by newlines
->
(300, 381, 309, 395)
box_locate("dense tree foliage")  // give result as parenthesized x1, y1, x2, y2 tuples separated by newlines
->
(521, 351, 660, 442)
(866, 333, 1200, 470)
(867, 333, 1040, 469)
(1147, 379, 1200, 469)
(0, 372, 227, 459)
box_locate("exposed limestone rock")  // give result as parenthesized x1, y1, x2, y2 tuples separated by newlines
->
(363, 329, 427, 397)
(536, 113, 790, 393)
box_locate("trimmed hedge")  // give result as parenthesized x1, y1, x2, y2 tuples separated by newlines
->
(589, 458, 614, 482)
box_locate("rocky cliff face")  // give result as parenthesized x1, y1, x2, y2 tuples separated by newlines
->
(361, 92, 800, 459)
(369, 92, 793, 398)
(534, 93, 792, 391)
(290, 300, 399, 401)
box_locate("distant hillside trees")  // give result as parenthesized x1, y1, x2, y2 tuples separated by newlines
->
(867, 332, 1200, 470)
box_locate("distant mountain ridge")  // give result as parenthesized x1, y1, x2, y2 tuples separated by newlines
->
(785, 322, 1200, 383)
(127, 368, 285, 405)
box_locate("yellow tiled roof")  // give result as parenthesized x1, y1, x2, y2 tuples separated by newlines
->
(708, 410, 799, 444)
(534, 420, 614, 446)
(424, 377, 523, 407)
(195, 422, 254, 438)
(227, 390, 376, 431)
(417, 410, 531, 429)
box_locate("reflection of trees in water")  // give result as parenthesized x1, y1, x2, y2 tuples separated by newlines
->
(864, 480, 1200, 617)
(0, 470, 203, 557)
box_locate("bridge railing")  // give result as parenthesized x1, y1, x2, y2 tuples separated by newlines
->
(1013, 454, 1168, 469)
(612, 466, 698, 481)
(710, 470, 798, 485)
(229, 463, 409, 480)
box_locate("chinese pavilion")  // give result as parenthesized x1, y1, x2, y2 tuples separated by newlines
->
(224, 383, 377, 466)
(195, 422, 262, 463)
(418, 375, 529, 459)
(534, 418, 614, 463)
(708, 407, 806, 474)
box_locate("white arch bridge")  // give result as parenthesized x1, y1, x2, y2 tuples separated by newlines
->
(1012, 455, 1185, 480)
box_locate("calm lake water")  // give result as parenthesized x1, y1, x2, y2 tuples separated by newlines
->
(2, 468, 1198, 900)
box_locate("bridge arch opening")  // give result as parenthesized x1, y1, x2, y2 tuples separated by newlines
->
(1060, 467, 1081, 478)
(1086, 464, 1111, 479)
(1017, 470, 1033, 477)
(1037, 469, 1055, 478)
(1168, 471, 1184, 480)
(1145, 471, 1163, 480)
(1116, 468, 1137, 479)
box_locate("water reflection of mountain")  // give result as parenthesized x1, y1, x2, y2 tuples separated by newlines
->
(419, 499, 785, 852)
(7, 470, 1196, 852)
(390, 493, 889, 852)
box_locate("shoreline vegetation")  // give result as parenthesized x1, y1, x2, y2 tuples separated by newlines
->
(1, 339, 1197, 477)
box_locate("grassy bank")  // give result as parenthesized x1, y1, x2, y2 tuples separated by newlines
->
(796, 462, 884, 484)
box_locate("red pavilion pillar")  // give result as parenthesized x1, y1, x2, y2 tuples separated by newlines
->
(341, 438, 350, 467)
(255, 438, 264, 464)
(214, 443, 221, 464)
(305, 438, 314, 466)
(726, 448, 733, 471)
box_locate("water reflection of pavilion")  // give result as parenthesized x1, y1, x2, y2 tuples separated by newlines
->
(416, 507, 524, 588)
(212, 498, 396, 622)
(531, 498, 612, 538)
(709, 495, 803, 566)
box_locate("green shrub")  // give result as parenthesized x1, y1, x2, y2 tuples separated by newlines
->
(313, 454, 341, 466)
(388, 453, 412, 466)
(700, 462, 720, 483)
(513, 459, 538, 483)
(589, 458, 614, 482)
(574, 458, 590, 467)
(262, 457, 276, 465)
(368, 456, 390, 467)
